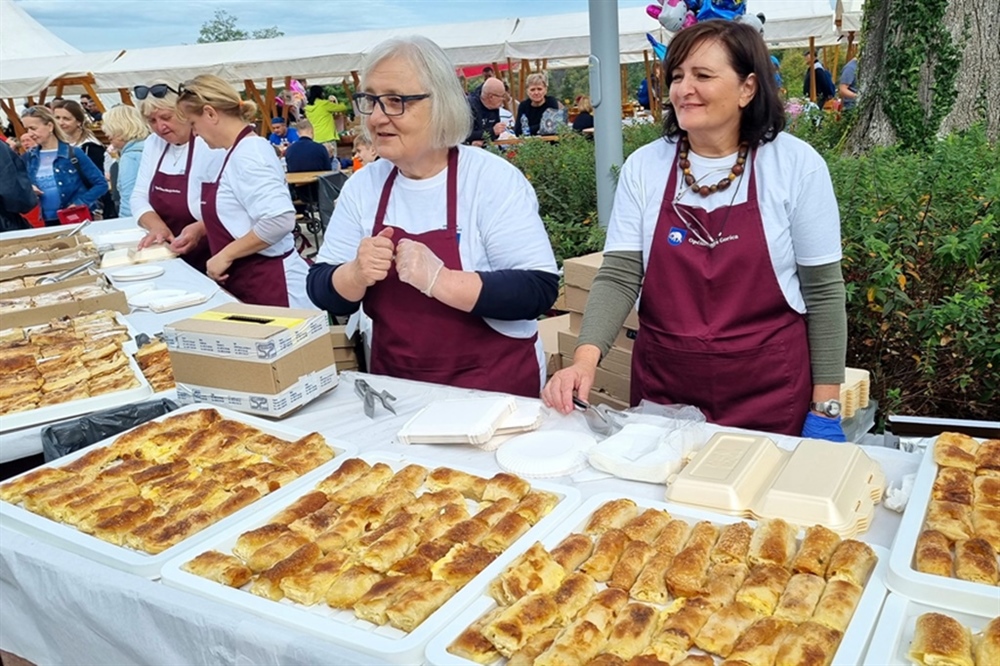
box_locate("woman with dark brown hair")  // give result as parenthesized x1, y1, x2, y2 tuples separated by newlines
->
(544, 20, 847, 441)
(52, 99, 110, 216)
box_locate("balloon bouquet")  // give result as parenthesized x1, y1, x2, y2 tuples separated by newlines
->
(646, 0, 767, 54)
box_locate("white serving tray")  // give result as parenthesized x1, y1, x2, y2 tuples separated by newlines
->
(425, 491, 890, 666)
(0, 313, 153, 433)
(160, 451, 581, 666)
(887, 441, 999, 615)
(0, 404, 355, 578)
(863, 593, 997, 666)
(398, 397, 517, 445)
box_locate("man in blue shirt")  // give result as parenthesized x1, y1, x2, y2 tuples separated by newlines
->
(268, 117, 299, 148)
(839, 57, 859, 110)
(284, 120, 331, 173)
(802, 51, 836, 109)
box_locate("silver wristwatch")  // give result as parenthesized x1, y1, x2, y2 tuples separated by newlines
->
(810, 399, 842, 418)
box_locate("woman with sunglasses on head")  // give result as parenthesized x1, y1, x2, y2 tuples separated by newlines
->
(20, 105, 108, 226)
(52, 99, 112, 217)
(176, 75, 310, 308)
(543, 21, 847, 441)
(130, 82, 225, 273)
(307, 36, 558, 398)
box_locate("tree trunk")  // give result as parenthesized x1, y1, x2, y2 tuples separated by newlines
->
(939, 0, 1000, 141)
(847, 0, 896, 152)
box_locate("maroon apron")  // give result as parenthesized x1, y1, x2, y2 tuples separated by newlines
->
(365, 147, 541, 398)
(149, 137, 211, 273)
(200, 126, 291, 307)
(630, 147, 812, 435)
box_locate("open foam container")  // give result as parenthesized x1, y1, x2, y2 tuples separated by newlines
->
(397, 397, 517, 445)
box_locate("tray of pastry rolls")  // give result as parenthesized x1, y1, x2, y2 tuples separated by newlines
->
(864, 593, 999, 665)
(887, 432, 1000, 615)
(159, 452, 581, 665)
(0, 404, 353, 578)
(427, 492, 889, 666)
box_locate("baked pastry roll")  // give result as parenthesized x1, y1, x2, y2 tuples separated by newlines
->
(324, 564, 383, 609)
(974, 475, 1000, 507)
(584, 498, 639, 535)
(735, 563, 792, 616)
(908, 612, 973, 666)
(314, 457, 370, 495)
(773, 573, 826, 623)
(535, 619, 609, 666)
(314, 502, 373, 552)
(514, 490, 560, 525)
(935, 432, 980, 472)
(52, 480, 138, 524)
(748, 518, 797, 568)
(581, 528, 632, 582)
(927, 500, 976, 542)
(415, 502, 468, 542)
(629, 551, 675, 604)
(360, 510, 421, 550)
(266, 491, 329, 525)
(605, 602, 660, 660)
(489, 542, 566, 605)
(665, 521, 719, 598)
(671, 657, 714, 666)
(915, 529, 954, 577)
(354, 574, 423, 625)
(441, 517, 491, 546)
(699, 562, 750, 609)
(406, 488, 467, 519)
(377, 463, 427, 494)
(60, 446, 120, 478)
(725, 617, 794, 666)
(288, 501, 342, 540)
(651, 518, 693, 559)
(358, 488, 417, 530)
(811, 579, 862, 632)
(825, 539, 877, 585)
(234, 523, 292, 562)
(711, 522, 754, 565)
(131, 508, 219, 554)
(361, 524, 421, 572)
(246, 531, 312, 572)
(971, 505, 1000, 551)
(425, 466, 488, 500)
(609, 540, 655, 591)
(250, 542, 322, 601)
(182, 550, 253, 588)
(790, 524, 841, 578)
(976, 439, 1000, 476)
(279, 551, 351, 605)
(694, 600, 762, 658)
(551, 572, 597, 624)
(275, 443, 332, 476)
(471, 497, 516, 527)
(622, 508, 672, 543)
(648, 597, 716, 659)
(480, 511, 532, 553)
(2, 466, 73, 504)
(430, 542, 496, 586)
(550, 533, 594, 572)
(385, 579, 455, 632)
(773, 621, 842, 666)
(933, 468, 976, 505)
(508, 628, 561, 666)
(954, 537, 999, 584)
(448, 608, 503, 664)
(82, 497, 156, 544)
(209, 485, 261, 521)
(482, 472, 531, 502)
(328, 462, 394, 504)
(974, 617, 1000, 666)
(584, 654, 625, 666)
(485, 592, 560, 656)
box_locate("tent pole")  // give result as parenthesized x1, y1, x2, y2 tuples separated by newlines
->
(283, 76, 292, 122)
(265, 78, 277, 124)
(589, 0, 624, 229)
(27, 96, 35, 107)
(520, 60, 529, 99)
(244, 80, 268, 136)
(118, 88, 133, 106)
(81, 79, 105, 112)
(506, 58, 515, 112)
(55, 83, 64, 97)
(38, 88, 48, 105)
(808, 37, 817, 103)
(643, 50, 653, 116)
(1, 99, 24, 136)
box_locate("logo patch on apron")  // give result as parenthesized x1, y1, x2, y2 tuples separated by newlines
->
(667, 227, 686, 246)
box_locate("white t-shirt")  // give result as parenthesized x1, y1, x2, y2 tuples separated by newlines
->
(604, 132, 841, 313)
(129, 134, 224, 223)
(316, 144, 558, 341)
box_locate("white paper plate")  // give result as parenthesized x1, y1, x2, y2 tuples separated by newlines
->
(495, 430, 595, 478)
(108, 265, 165, 281)
(91, 229, 146, 249)
(128, 288, 188, 308)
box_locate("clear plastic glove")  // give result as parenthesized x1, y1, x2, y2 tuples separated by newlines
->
(138, 224, 174, 250)
(169, 221, 205, 255)
(395, 238, 444, 296)
(801, 412, 847, 442)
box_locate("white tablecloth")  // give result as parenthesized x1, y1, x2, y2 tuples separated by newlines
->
(1, 371, 922, 666)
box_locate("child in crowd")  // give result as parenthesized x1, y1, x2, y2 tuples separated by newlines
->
(352, 135, 378, 171)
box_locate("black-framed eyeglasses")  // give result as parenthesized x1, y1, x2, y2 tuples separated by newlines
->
(133, 84, 180, 100)
(352, 92, 430, 117)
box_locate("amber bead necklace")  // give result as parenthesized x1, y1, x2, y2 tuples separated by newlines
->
(678, 134, 749, 197)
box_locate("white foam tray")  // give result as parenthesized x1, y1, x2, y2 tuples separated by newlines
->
(425, 491, 890, 666)
(0, 312, 153, 433)
(398, 397, 517, 445)
(887, 441, 999, 615)
(0, 404, 355, 578)
(863, 593, 997, 665)
(160, 451, 582, 665)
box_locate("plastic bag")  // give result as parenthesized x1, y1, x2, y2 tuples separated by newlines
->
(41, 398, 179, 462)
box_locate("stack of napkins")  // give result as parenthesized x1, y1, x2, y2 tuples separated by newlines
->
(101, 246, 178, 269)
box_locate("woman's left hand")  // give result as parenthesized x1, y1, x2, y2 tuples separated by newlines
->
(170, 221, 206, 255)
(206, 252, 233, 283)
(801, 412, 847, 442)
(396, 239, 445, 297)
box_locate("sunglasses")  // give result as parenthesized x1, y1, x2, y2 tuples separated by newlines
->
(133, 84, 180, 100)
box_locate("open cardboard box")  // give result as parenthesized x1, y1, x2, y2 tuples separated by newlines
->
(0, 245, 100, 281)
(0, 276, 128, 329)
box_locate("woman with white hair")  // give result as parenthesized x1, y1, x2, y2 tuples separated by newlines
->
(307, 36, 559, 398)
(130, 82, 224, 272)
(101, 105, 149, 218)
(513, 72, 560, 137)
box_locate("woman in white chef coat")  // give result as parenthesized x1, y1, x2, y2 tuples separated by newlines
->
(130, 82, 224, 273)
(306, 36, 559, 398)
(176, 75, 310, 308)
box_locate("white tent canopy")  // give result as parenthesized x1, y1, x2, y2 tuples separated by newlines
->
(837, 0, 866, 34)
(0, 0, 78, 61)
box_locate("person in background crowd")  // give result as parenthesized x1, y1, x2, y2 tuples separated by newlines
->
(471, 65, 495, 96)
(352, 134, 378, 170)
(544, 20, 847, 441)
(305, 85, 349, 148)
(307, 36, 559, 398)
(102, 105, 150, 218)
(802, 50, 836, 109)
(770, 54, 784, 93)
(80, 94, 103, 122)
(498, 82, 514, 130)
(0, 141, 38, 232)
(513, 73, 559, 136)
(52, 98, 112, 217)
(131, 82, 224, 272)
(839, 57, 859, 110)
(21, 106, 107, 226)
(177, 74, 311, 308)
(572, 95, 595, 133)
(268, 117, 300, 149)
(466, 77, 506, 145)
(284, 119, 332, 173)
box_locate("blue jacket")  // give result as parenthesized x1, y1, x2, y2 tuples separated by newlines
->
(24, 141, 109, 213)
(114, 139, 145, 218)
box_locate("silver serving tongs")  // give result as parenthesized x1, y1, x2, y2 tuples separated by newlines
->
(354, 378, 398, 418)
(37, 258, 98, 285)
(573, 396, 627, 436)
(63, 219, 92, 237)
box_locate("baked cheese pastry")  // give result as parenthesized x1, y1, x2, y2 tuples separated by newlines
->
(328, 462, 393, 504)
(514, 491, 559, 525)
(671, 656, 714, 666)
(182, 550, 253, 588)
(480, 511, 532, 553)
(974, 617, 1000, 666)
(976, 440, 1000, 476)
(711, 521, 754, 565)
(908, 612, 973, 666)
(472, 497, 516, 527)
(748, 518, 797, 568)
(535, 619, 609, 666)
(650, 518, 693, 558)
(81, 497, 155, 544)
(440, 517, 491, 546)
(278, 551, 351, 605)
(790, 524, 841, 578)
(699, 562, 750, 609)
(415, 502, 468, 542)
(245, 531, 312, 572)
(358, 488, 417, 530)
(233, 523, 291, 562)
(482, 472, 531, 502)
(507, 627, 561, 666)
(485, 591, 560, 656)
(971, 505, 1000, 551)
(584, 498, 639, 535)
(621, 508, 672, 543)
(926, 500, 975, 542)
(576, 587, 631, 631)
(629, 550, 676, 604)
(361, 524, 421, 572)
(811, 579, 862, 633)
(489, 542, 565, 605)
(448, 607, 503, 664)
(664, 521, 719, 598)
(314, 457, 370, 495)
(360, 510, 421, 550)
(425, 466, 488, 500)
(324, 564, 383, 609)
(825, 539, 877, 585)
(724, 617, 794, 666)
(287, 502, 342, 540)
(694, 600, 762, 658)
(380, 463, 428, 494)
(431, 542, 496, 586)
(954, 537, 999, 584)
(608, 540, 655, 591)
(406, 488, 466, 519)
(774, 621, 842, 666)
(550, 533, 594, 573)
(353, 574, 423, 625)
(935, 432, 980, 472)
(581, 528, 632, 582)
(551, 572, 597, 625)
(585, 654, 625, 666)
(773, 573, 826, 623)
(269, 492, 331, 527)
(734, 563, 792, 616)
(915, 529, 954, 577)
(934, 467, 976, 506)
(385, 579, 456, 632)
(605, 602, 660, 660)
(974, 475, 1000, 508)
(647, 597, 716, 659)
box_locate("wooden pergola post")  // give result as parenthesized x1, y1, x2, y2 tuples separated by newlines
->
(847, 31, 856, 62)
(118, 88, 133, 106)
(264, 77, 277, 123)
(506, 57, 515, 110)
(283, 76, 292, 122)
(519, 59, 529, 100)
(1, 99, 24, 136)
(244, 79, 269, 136)
(808, 37, 817, 103)
(643, 50, 654, 116)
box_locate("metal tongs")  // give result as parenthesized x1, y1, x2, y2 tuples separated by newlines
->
(37, 258, 98, 285)
(573, 396, 627, 436)
(354, 378, 398, 418)
(63, 219, 92, 237)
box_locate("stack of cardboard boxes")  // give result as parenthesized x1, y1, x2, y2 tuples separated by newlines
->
(330, 325, 360, 373)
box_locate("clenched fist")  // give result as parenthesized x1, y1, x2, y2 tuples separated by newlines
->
(353, 226, 396, 287)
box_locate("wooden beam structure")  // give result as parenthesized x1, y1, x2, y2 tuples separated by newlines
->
(808, 37, 817, 103)
(283, 76, 292, 122)
(244, 79, 269, 136)
(118, 88, 133, 106)
(264, 77, 277, 124)
(1, 99, 24, 136)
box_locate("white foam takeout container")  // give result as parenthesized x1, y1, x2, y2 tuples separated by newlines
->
(160, 451, 581, 666)
(425, 491, 890, 666)
(0, 404, 355, 578)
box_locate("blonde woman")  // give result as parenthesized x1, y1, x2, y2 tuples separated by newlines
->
(573, 95, 595, 133)
(177, 75, 310, 308)
(102, 105, 149, 218)
(513, 72, 559, 136)
(130, 82, 224, 272)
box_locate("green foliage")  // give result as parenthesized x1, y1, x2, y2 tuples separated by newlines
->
(197, 9, 283, 43)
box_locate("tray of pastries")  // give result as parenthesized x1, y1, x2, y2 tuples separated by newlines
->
(864, 593, 999, 665)
(0, 311, 152, 432)
(133, 338, 174, 393)
(428, 492, 888, 666)
(160, 452, 581, 665)
(0, 405, 353, 577)
(887, 433, 1000, 615)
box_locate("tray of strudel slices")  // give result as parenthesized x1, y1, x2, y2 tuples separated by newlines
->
(427, 492, 888, 666)
(0, 310, 152, 432)
(887, 432, 1000, 615)
(864, 593, 999, 665)
(0, 405, 353, 577)
(160, 453, 581, 664)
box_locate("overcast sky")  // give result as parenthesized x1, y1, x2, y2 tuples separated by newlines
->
(16, 0, 651, 51)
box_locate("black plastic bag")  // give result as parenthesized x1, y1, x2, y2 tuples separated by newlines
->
(41, 398, 179, 462)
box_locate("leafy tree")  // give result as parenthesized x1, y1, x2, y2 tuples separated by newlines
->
(197, 9, 283, 43)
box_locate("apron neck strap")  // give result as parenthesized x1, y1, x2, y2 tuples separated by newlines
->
(218, 125, 256, 174)
(375, 146, 460, 233)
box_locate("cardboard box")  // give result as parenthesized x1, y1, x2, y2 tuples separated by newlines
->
(0, 245, 100, 280)
(1, 272, 104, 299)
(557, 329, 633, 378)
(175, 365, 338, 418)
(0, 278, 128, 329)
(564, 285, 639, 330)
(538, 314, 571, 378)
(330, 325, 354, 349)
(589, 389, 630, 411)
(569, 312, 637, 352)
(0, 230, 87, 252)
(563, 252, 604, 290)
(560, 355, 631, 402)
(333, 346, 357, 364)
